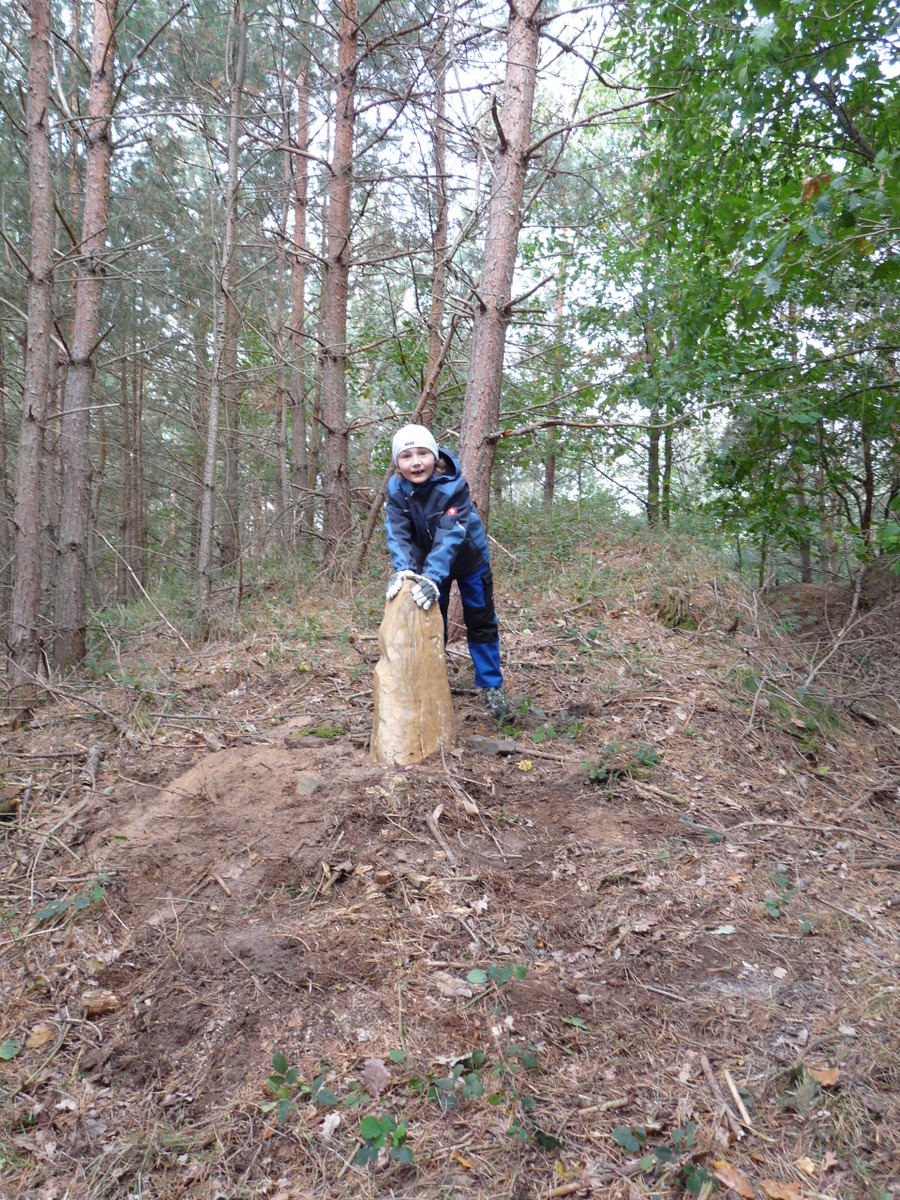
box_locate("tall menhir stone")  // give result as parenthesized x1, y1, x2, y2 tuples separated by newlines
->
(370, 579, 457, 764)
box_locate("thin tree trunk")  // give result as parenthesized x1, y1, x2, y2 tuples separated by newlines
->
(661, 415, 672, 529)
(9, 0, 54, 697)
(54, 0, 117, 669)
(795, 465, 812, 582)
(290, 69, 311, 541)
(197, 0, 247, 634)
(117, 350, 144, 600)
(861, 402, 874, 550)
(217, 3, 247, 571)
(0, 339, 11, 621)
(321, 0, 359, 560)
(647, 407, 660, 526)
(88, 402, 106, 606)
(273, 75, 292, 545)
(40, 355, 60, 623)
(544, 260, 566, 508)
(422, 20, 449, 424)
(459, 0, 542, 518)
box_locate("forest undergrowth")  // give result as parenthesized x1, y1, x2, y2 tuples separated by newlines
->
(1, 505, 898, 1200)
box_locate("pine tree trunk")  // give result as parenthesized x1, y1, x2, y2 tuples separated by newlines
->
(458, 0, 542, 517)
(647, 409, 660, 526)
(422, 22, 449, 425)
(218, 6, 247, 572)
(54, 0, 117, 669)
(117, 352, 145, 600)
(0, 339, 11, 622)
(290, 70, 311, 541)
(661, 417, 672, 529)
(197, 0, 246, 633)
(543, 261, 566, 507)
(9, 0, 54, 697)
(321, 0, 359, 559)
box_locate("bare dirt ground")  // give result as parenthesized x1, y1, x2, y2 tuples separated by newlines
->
(2, 553, 899, 1200)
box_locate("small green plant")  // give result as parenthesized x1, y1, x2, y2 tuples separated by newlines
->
(583, 741, 661, 786)
(357, 1113, 412, 1166)
(761, 868, 799, 919)
(533, 710, 583, 745)
(613, 1123, 715, 1195)
(262, 1052, 337, 1123)
(466, 962, 528, 991)
(32, 878, 107, 925)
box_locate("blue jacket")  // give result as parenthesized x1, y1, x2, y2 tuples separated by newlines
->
(385, 448, 491, 586)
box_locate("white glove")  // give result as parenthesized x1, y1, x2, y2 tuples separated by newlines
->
(386, 569, 417, 601)
(411, 577, 439, 610)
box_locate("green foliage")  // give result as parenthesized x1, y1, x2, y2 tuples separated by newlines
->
(583, 741, 661, 786)
(356, 1113, 412, 1167)
(262, 1052, 338, 1124)
(533, 710, 584, 745)
(466, 962, 528, 989)
(32, 879, 107, 926)
(613, 1123, 714, 1194)
(761, 868, 800, 920)
(0, 1041, 22, 1062)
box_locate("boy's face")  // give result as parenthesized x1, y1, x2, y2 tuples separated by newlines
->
(396, 446, 436, 484)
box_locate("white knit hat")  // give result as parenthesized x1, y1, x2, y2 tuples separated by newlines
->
(391, 423, 439, 464)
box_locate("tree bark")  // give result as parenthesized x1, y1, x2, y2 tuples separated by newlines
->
(544, 260, 566, 507)
(290, 69, 311, 540)
(218, 8, 247, 571)
(9, 0, 54, 697)
(117, 349, 145, 600)
(272, 74, 292, 545)
(661, 415, 672, 529)
(458, 0, 542, 518)
(197, 0, 247, 634)
(422, 20, 449, 424)
(0, 339, 11, 622)
(53, 0, 117, 669)
(321, 0, 359, 560)
(647, 408, 660, 526)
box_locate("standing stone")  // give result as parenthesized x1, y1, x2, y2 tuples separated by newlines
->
(370, 579, 457, 764)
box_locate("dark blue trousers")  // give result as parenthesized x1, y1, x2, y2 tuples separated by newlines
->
(438, 568, 503, 690)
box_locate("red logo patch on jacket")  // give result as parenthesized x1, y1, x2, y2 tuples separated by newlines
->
(447, 507, 458, 516)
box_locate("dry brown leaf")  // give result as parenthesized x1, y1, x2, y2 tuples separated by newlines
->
(25, 1025, 55, 1050)
(808, 1065, 840, 1087)
(452, 1149, 475, 1169)
(712, 1161, 755, 1197)
(822, 1150, 839, 1172)
(362, 1057, 392, 1099)
(795, 1156, 817, 1176)
(762, 1183, 802, 1200)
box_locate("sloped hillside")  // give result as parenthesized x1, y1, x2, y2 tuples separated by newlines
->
(1, 525, 898, 1200)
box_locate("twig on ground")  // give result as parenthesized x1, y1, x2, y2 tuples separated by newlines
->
(425, 811, 459, 867)
(700, 1054, 745, 1141)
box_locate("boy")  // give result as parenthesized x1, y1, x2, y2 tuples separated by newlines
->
(384, 424, 510, 720)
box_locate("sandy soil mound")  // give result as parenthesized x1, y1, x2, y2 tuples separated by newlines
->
(2, 574, 898, 1199)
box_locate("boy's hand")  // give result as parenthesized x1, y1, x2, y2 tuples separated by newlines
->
(411, 577, 439, 610)
(386, 569, 417, 600)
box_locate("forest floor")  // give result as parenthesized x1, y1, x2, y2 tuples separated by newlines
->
(1, 530, 899, 1200)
